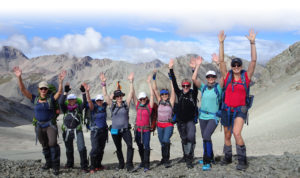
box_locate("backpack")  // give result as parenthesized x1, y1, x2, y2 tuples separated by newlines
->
(61, 98, 83, 132)
(84, 100, 107, 130)
(178, 90, 198, 123)
(220, 70, 254, 125)
(111, 101, 128, 118)
(136, 102, 158, 132)
(201, 83, 221, 105)
(32, 84, 59, 126)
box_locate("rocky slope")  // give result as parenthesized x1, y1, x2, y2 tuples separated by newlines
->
(0, 95, 32, 127)
(1, 152, 299, 178)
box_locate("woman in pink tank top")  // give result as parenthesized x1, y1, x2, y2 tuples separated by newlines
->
(152, 70, 176, 168)
(132, 75, 154, 172)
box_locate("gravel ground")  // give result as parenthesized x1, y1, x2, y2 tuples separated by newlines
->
(1, 152, 300, 178)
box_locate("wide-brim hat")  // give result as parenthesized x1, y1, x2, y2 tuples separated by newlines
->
(113, 90, 125, 99)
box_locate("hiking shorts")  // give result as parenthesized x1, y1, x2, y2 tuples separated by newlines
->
(220, 109, 247, 127)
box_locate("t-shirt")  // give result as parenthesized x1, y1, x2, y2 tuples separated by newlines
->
(199, 83, 222, 120)
(224, 71, 250, 107)
(92, 102, 107, 128)
(111, 101, 129, 129)
(135, 102, 152, 132)
(31, 94, 55, 122)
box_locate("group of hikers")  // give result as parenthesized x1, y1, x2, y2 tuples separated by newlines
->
(13, 30, 257, 175)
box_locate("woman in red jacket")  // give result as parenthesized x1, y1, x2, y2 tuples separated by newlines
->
(218, 29, 257, 171)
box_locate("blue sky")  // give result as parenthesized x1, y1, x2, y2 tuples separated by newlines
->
(0, 0, 299, 64)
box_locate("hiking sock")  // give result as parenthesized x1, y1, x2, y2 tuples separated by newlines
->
(236, 144, 248, 170)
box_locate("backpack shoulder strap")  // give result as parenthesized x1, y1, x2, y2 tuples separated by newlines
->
(201, 85, 208, 95)
(224, 70, 233, 91)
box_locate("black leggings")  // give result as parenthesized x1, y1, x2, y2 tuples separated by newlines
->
(199, 119, 218, 141)
(112, 129, 133, 153)
(177, 121, 196, 144)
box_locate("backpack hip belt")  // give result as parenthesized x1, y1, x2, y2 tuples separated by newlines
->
(35, 119, 57, 145)
(134, 125, 150, 144)
(199, 108, 219, 125)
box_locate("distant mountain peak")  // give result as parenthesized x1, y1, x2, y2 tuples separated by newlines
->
(0, 46, 28, 60)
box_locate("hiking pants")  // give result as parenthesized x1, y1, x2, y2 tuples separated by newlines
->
(112, 129, 134, 153)
(135, 130, 151, 150)
(37, 125, 58, 148)
(157, 126, 174, 146)
(90, 128, 108, 169)
(177, 121, 196, 144)
(199, 119, 218, 141)
(63, 130, 87, 168)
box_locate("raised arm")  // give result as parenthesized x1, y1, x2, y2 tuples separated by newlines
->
(100, 73, 112, 106)
(126, 72, 136, 106)
(169, 76, 176, 108)
(246, 29, 257, 79)
(13, 66, 32, 100)
(218, 30, 227, 79)
(169, 59, 181, 96)
(211, 53, 224, 88)
(192, 56, 203, 88)
(83, 83, 94, 111)
(79, 84, 87, 112)
(59, 83, 70, 113)
(152, 70, 161, 103)
(147, 75, 154, 108)
(54, 70, 66, 100)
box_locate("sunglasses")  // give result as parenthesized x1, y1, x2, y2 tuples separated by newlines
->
(96, 100, 103, 102)
(39, 87, 48, 91)
(182, 85, 191, 88)
(161, 93, 169, 96)
(206, 75, 216, 79)
(139, 98, 146, 101)
(231, 63, 242, 67)
(115, 95, 122, 98)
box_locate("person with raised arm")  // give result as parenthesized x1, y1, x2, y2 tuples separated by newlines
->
(13, 66, 66, 176)
(84, 82, 108, 173)
(152, 70, 175, 168)
(59, 83, 89, 173)
(218, 30, 257, 170)
(192, 55, 223, 171)
(131, 74, 154, 172)
(100, 72, 135, 172)
(169, 59, 198, 169)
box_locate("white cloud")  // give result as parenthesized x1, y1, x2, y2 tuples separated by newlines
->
(147, 28, 165, 33)
(0, 28, 288, 64)
(41, 27, 103, 56)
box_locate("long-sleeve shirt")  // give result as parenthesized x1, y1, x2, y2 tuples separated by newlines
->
(170, 68, 198, 122)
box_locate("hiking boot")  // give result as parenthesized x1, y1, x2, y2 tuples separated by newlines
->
(116, 150, 125, 170)
(53, 169, 59, 176)
(64, 164, 73, 169)
(202, 164, 211, 171)
(184, 142, 195, 169)
(178, 142, 186, 163)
